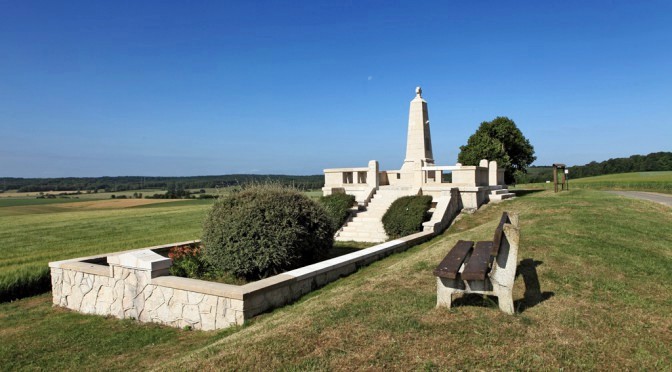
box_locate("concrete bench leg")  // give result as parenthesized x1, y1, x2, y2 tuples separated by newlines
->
(436, 277, 456, 309)
(493, 284, 514, 315)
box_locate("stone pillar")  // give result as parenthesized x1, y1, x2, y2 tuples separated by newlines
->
(401, 87, 434, 172)
(367, 160, 379, 188)
(107, 250, 172, 320)
(489, 160, 498, 186)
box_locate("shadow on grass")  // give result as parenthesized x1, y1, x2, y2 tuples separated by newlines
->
(0, 267, 52, 303)
(514, 259, 554, 313)
(450, 258, 554, 313)
(510, 189, 545, 197)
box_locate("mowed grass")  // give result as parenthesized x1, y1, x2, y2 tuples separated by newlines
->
(515, 171, 672, 194)
(1, 189, 670, 369)
(0, 201, 212, 301)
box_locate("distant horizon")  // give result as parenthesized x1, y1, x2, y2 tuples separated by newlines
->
(2, 2, 671, 177)
(2, 150, 670, 179)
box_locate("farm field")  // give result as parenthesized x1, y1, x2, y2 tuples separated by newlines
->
(0, 189, 165, 200)
(514, 171, 672, 194)
(1, 189, 670, 369)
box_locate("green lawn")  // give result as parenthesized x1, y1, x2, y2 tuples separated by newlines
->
(1, 189, 670, 369)
(515, 170, 672, 194)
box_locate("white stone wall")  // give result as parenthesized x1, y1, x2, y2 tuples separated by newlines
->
(50, 230, 446, 331)
(50, 263, 243, 331)
(422, 188, 462, 234)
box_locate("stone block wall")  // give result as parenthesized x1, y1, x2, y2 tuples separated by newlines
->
(50, 246, 244, 331)
(50, 231, 441, 331)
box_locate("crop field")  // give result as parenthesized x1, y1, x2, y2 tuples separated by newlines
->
(0, 197, 89, 208)
(0, 198, 191, 217)
(0, 189, 165, 200)
(515, 171, 672, 194)
(1, 189, 670, 369)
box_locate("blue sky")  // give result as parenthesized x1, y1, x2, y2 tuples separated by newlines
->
(1, 1, 670, 177)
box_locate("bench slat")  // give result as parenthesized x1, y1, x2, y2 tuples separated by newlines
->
(490, 212, 510, 257)
(433, 240, 474, 279)
(462, 241, 493, 281)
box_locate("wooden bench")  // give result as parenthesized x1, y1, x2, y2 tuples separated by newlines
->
(434, 211, 520, 314)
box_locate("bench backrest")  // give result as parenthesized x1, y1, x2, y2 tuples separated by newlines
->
(433, 212, 520, 282)
(489, 211, 520, 286)
(490, 212, 510, 258)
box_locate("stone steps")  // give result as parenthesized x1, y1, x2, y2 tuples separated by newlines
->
(489, 188, 515, 202)
(491, 189, 511, 195)
(335, 187, 415, 243)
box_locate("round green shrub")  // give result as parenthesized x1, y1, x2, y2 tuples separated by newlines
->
(382, 195, 433, 239)
(318, 193, 356, 229)
(202, 184, 335, 280)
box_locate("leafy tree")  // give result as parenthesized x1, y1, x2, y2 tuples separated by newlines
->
(458, 116, 536, 184)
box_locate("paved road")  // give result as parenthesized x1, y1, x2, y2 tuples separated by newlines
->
(605, 191, 672, 207)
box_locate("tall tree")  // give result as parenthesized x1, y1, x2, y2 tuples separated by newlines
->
(458, 117, 536, 184)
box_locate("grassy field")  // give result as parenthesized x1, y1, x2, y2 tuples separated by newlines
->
(1, 189, 670, 369)
(0, 188, 324, 301)
(515, 171, 672, 194)
(0, 189, 165, 200)
(0, 197, 89, 208)
(0, 199, 213, 301)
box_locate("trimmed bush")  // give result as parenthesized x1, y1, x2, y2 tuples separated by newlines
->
(382, 195, 433, 239)
(202, 184, 335, 280)
(318, 193, 356, 229)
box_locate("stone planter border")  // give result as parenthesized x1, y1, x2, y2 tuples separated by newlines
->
(49, 230, 435, 331)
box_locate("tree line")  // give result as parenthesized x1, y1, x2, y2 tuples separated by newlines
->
(515, 152, 672, 184)
(0, 175, 324, 193)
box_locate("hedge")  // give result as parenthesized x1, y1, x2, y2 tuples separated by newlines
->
(202, 184, 334, 280)
(318, 193, 356, 230)
(381, 195, 433, 239)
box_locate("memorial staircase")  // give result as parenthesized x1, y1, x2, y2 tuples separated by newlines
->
(489, 186, 515, 202)
(335, 186, 417, 243)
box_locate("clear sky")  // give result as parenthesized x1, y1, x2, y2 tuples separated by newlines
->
(1, 1, 670, 177)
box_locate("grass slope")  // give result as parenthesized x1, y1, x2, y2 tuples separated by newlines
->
(1, 189, 670, 369)
(516, 171, 672, 194)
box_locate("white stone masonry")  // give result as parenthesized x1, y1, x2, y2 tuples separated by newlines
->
(335, 186, 416, 243)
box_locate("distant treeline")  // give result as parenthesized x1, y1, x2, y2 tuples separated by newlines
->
(3, 152, 670, 191)
(0, 175, 324, 193)
(515, 151, 672, 183)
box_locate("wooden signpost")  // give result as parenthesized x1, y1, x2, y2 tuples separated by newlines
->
(553, 163, 568, 192)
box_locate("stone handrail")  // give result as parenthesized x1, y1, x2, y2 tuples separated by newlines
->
(423, 188, 461, 233)
(421, 165, 462, 171)
(323, 167, 369, 173)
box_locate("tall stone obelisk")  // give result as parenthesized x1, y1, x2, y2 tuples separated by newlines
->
(401, 87, 434, 174)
